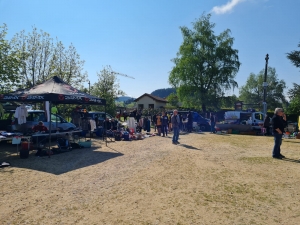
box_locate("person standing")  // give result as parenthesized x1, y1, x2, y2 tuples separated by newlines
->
(161, 112, 169, 137)
(171, 109, 180, 144)
(263, 115, 271, 136)
(152, 114, 157, 132)
(123, 111, 128, 121)
(272, 108, 287, 159)
(156, 113, 162, 136)
(210, 112, 215, 133)
(187, 111, 193, 132)
(167, 113, 172, 132)
(51, 105, 58, 114)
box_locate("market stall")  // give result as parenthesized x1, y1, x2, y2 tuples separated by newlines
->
(0, 76, 106, 157)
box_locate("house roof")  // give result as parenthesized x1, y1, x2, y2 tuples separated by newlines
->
(134, 93, 168, 103)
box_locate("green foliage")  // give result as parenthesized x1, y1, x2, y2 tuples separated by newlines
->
(90, 66, 126, 116)
(125, 102, 136, 109)
(166, 93, 179, 108)
(11, 26, 87, 89)
(239, 67, 287, 110)
(287, 83, 300, 114)
(0, 24, 22, 93)
(218, 95, 238, 110)
(287, 97, 300, 115)
(151, 88, 176, 98)
(169, 14, 240, 112)
(287, 42, 300, 69)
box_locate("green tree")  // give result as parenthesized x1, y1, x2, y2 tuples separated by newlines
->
(219, 95, 238, 109)
(169, 13, 240, 112)
(11, 27, 87, 89)
(0, 24, 22, 93)
(287, 42, 300, 69)
(166, 93, 179, 108)
(90, 66, 126, 116)
(287, 83, 300, 114)
(239, 67, 287, 111)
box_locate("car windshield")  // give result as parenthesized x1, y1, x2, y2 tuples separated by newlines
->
(31, 112, 46, 122)
(51, 114, 62, 123)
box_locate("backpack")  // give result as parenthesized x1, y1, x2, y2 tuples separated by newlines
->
(123, 132, 129, 141)
(115, 131, 122, 141)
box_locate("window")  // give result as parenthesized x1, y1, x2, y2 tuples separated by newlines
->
(51, 114, 61, 123)
(148, 104, 154, 109)
(138, 104, 144, 109)
(254, 113, 263, 121)
(32, 112, 46, 122)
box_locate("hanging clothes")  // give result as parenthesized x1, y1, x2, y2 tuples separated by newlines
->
(127, 117, 136, 132)
(138, 117, 144, 128)
(14, 104, 28, 124)
(89, 119, 96, 131)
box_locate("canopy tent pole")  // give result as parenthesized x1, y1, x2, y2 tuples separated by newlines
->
(48, 101, 52, 158)
(105, 105, 107, 146)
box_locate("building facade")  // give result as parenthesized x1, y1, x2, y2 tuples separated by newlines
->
(134, 93, 167, 110)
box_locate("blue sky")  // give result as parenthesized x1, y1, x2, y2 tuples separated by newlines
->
(0, 0, 299, 98)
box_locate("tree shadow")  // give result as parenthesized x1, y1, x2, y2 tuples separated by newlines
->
(178, 144, 201, 150)
(0, 144, 123, 175)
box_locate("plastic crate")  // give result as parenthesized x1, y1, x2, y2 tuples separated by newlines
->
(78, 141, 92, 148)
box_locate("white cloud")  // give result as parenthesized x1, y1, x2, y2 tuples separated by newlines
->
(211, 0, 246, 15)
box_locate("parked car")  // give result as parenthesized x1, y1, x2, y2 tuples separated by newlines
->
(88, 111, 115, 126)
(1, 110, 76, 133)
(166, 110, 210, 131)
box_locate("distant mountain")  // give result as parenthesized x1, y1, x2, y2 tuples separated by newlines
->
(116, 96, 134, 102)
(151, 88, 176, 98)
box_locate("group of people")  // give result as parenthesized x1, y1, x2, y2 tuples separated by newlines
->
(116, 109, 142, 122)
(152, 111, 195, 136)
(31, 106, 289, 159)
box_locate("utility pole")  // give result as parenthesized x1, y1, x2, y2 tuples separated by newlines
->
(263, 54, 269, 117)
(88, 80, 90, 94)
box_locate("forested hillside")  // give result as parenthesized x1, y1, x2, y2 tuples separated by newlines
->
(151, 88, 176, 98)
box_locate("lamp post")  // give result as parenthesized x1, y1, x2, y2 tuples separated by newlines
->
(263, 54, 269, 117)
(88, 80, 90, 94)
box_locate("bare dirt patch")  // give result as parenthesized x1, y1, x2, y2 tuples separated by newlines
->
(1, 133, 300, 224)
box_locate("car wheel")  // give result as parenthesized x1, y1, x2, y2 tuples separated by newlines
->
(199, 125, 207, 131)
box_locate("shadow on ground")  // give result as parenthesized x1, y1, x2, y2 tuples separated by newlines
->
(178, 144, 201, 150)
(0, 142, 123, 175)
(281, 157, 300, 163)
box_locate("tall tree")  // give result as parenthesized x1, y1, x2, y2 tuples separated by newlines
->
(166, 93, 180, 108)
(287, 42, 300, 69)
(287, 83, 300, 114)
(169, 13, 240, 112)
(239, 67, 287, 111)
(90, 66, 126, 116)
(11, 27, 87, 88)
(0, 24, 22, 93)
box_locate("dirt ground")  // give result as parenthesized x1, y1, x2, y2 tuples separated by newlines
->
(1, 131, 300, 225)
